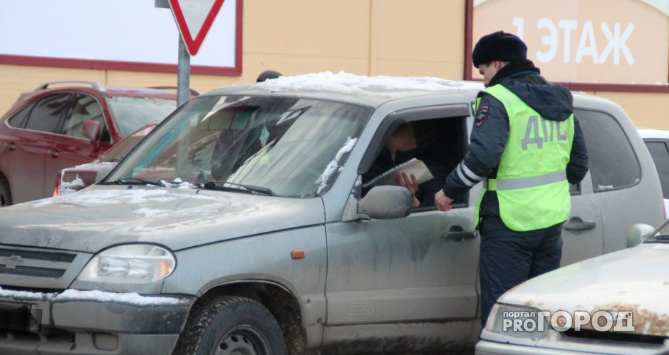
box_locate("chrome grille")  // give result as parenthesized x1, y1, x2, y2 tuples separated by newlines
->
(0, 265, 66, 278)
(0, 248, 75, 263)
(0, 247, 75, 278)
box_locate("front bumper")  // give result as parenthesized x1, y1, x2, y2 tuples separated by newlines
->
(476, 340, 606, 355)
(476, 339, 669, 355)
(0, 289, 194, 355)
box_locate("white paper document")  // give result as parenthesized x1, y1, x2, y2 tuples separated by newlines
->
(362, 158, 434, 188)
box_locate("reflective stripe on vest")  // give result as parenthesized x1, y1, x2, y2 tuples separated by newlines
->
(483, 171, 566, 191)
(474, 84, 574, 232)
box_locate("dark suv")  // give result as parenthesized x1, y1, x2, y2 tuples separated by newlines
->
(0, 80, 184, 205)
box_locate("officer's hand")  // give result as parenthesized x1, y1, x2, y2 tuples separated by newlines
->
(434, 190, 454, 212)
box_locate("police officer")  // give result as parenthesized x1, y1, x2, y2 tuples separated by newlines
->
(434, 31, 589, 328)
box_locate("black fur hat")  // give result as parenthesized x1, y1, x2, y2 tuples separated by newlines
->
(472, 31, 527, 68)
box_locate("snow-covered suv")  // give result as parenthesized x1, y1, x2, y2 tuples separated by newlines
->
(0, 73, 662, 355)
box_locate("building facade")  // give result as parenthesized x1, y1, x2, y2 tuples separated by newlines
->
(0, 0, 667, 129)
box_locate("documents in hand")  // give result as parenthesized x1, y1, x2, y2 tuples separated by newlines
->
(362, 158, 434, 188)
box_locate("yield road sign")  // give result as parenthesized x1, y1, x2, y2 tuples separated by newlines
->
(168, 0, 226, 56)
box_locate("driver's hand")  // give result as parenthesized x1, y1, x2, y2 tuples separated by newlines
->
(397, 172, 420, 208)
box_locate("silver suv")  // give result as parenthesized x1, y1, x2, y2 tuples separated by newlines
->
(0, 73, 662, 355)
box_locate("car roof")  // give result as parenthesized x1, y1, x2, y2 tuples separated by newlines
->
(205, 72, 486, 107)
(637, 128, 669, 140)
(204, 72, 618, 112)
(23, 81, 184, 100)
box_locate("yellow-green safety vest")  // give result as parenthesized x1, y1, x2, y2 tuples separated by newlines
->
(474, 84, 574, 231)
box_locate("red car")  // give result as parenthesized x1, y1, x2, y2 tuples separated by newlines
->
(54, 123, 158, 197)
(0, 80, 189, 205)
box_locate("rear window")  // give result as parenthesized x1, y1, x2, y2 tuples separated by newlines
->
(24, 93, 71, 133)
(6, 103, 34, 128)
(575, 109, 640, 192)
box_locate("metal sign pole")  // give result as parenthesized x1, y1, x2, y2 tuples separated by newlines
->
(177, 36, 191, 106)
(176, 35, 191, 179)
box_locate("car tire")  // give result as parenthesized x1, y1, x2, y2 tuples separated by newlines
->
(0, 176, 12, 207)
(174, 296, 287, 355)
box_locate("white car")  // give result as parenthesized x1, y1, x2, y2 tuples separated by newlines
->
(476, 220, 666, 355)
(638, 128, 669, 216)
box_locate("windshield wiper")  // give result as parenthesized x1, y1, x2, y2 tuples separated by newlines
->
(112, 178, 165, 187)
(644, 235, 669, 243)
(642, 218, 669, 244)
(202, 181, 275, 196)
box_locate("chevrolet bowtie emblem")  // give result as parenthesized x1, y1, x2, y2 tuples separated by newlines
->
(0, 255, 24, 269)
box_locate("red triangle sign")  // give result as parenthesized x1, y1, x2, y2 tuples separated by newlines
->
(168, 0, 226, 56)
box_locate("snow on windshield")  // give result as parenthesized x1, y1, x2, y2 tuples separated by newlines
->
(316, 137, 357, 194)
(256, 71, 483, 95)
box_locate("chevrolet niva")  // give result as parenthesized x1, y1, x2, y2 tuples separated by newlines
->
(0, 72, 662, 355)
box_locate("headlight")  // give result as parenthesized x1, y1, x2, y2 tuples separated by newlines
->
(77, 244, 175, 284)
(486, 303, 549, 339)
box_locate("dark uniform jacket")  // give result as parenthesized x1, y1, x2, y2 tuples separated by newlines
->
(442, 60, 589, 217)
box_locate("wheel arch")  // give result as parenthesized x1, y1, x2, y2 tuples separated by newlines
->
(193, 280, 307, 355)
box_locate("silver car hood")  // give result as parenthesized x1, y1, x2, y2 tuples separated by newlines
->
(499, 243, 669, 336)
(0, 185, 325, 253)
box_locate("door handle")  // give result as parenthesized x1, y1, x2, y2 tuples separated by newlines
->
(49, 149, 60, 158)
(563, 218, 596, 231)
(443, 228, 478, 241)
(7, 142, 16, 151)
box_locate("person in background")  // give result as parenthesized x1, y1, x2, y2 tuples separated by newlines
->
(256, 70, 283, 82)
(434, 31, 589, 327)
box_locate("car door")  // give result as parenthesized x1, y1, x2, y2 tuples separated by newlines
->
(3, 93, 70, 203)
(561, 171, 604, 266)
(43, 93, 111, 196)
(323, 112, 480, 350)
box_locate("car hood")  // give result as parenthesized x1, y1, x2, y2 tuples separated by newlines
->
(499, 243, 669, 336)
(0, 185, 325, 253)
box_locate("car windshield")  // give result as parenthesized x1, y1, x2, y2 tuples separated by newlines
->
(106, 95, 372, 197)
(97, 125, 156, 163)
(107, 96, 177, 137)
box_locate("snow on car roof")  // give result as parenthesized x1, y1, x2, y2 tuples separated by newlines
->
(257, 71, 482, 93)
(211, 71, 483, 103)
(637, 128, 669, 140)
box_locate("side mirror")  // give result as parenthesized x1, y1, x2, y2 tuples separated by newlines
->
(627, 223, 655, 248)
(358, 186, 412, 220)
(81, 120, 101, 142)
